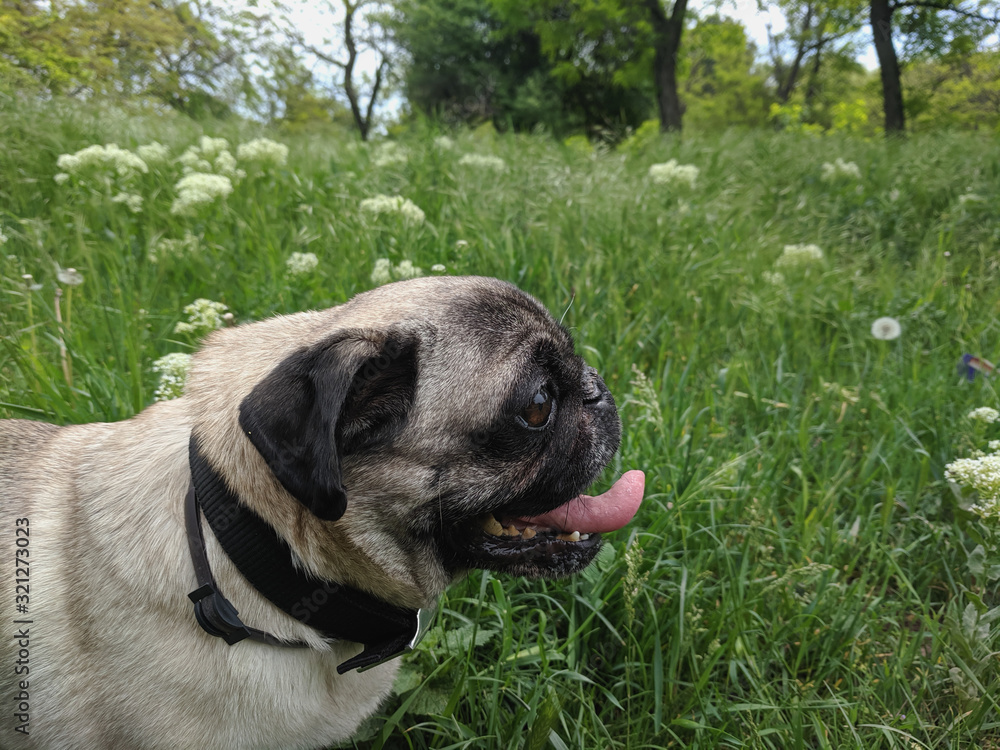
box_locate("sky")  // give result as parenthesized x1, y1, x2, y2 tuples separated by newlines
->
(704, 0, 879, 69)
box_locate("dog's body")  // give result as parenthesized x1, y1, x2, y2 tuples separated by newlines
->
(0, 276, 642, 750)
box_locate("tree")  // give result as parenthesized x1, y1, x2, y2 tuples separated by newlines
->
(0, 2, 85, 93)
(644, 0, 689, 130)
(868, 0, 1000, 133)
(767, 0, 865, 105)
(681, 15, 771, 129)
(903, 47, 1000, 129)
(0, 0, 272, 116)
(289, 0, 391, 140)
(390, 0, 652, 136)
(487, 0, 691, 132)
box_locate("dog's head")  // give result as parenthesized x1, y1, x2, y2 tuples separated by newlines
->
(191, 277, 642, 606)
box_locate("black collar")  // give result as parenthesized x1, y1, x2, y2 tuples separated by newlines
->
(185, 434, 434, 673)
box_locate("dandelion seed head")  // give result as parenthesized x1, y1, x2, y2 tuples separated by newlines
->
(56, 266, 84, 286)
(870, 316, 901, 341)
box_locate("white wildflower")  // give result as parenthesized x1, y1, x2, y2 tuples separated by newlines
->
(958, 193, 985, 206)
(373, 142, 409, 168)
(198, 136, 230, 160)
(359, 194, 425, 225)
(988, 440, 1000, 453)
(213, 150, 245, 181)
(370, 258, 425, 285)
(648, 160, 699, 188)
(171, 173, 233, 215)
(946, 453, 1000, 519)
(431, 264, 446, 273)
(434, 135, 455, 150)
(236, 138, 289, 167)
(455, 240, 469, 250)
(178, 147, 212, 174)
(395, 259, 423, 279)
(56, 266, 84, 286)
(174, 299, 229, 336)
(371, 258, 393, 285)
(286, 251, 319, 277)
(968, 407, 1000, 424)
(0, 226, 7, 245)
(56, 144, 148, 180)
(136, 142, 170, 164)
(112, 192, 143, 213)
(152, 352, 193, 402)
(820, 158, 861, 182)
(870, 316, 901, 341)
(54, 172, 70, 185)
(458, 153, 506, 171)
(762, 270, 785, 285)
(149, 232, 199, 263)
(775, 244, 824, 268)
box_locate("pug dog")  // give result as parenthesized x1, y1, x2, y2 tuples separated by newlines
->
(0, 276, 644, 750)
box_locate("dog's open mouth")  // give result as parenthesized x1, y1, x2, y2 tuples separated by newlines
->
(444, 470, 645, 579)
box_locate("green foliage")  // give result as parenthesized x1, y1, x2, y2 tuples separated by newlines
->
(0, 0, 280, 117)
(679, 15, 772, 130)
(904, 49, 1000, 132)
(0, 2, 84, 93)
(391, 0, 654, 137)
(5, 100, 1000, 747)
(388, 0, 567, 132)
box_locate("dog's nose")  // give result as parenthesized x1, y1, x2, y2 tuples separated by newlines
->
(581, 365, 608, 404)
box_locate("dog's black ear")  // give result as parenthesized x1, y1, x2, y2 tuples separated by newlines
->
(238, 330, 419, 522)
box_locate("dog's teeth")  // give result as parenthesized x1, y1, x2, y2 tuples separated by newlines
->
(504, 524, 521, 537)
(556, 531, 582, 542)
(522, 527, 536, 539)
(579, 533, 590, 541)
(483, 515, 504, 536)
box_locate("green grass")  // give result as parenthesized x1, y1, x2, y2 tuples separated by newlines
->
(3, 95, 1000, 748)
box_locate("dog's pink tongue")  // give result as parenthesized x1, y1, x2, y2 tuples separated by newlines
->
(516, 470, 645, 534)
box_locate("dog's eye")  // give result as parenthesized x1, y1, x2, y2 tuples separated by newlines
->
(518, 387, 552, 429)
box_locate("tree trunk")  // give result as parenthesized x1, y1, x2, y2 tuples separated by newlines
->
(775, 3, 814, 103)
(645, 0, 689, 132)
(803, 37, 826, 109)
(341, 2, 370, 140)
(870, 0, 905, 133)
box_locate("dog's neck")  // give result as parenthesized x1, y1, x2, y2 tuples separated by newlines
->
(185, 434, 434, 673)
